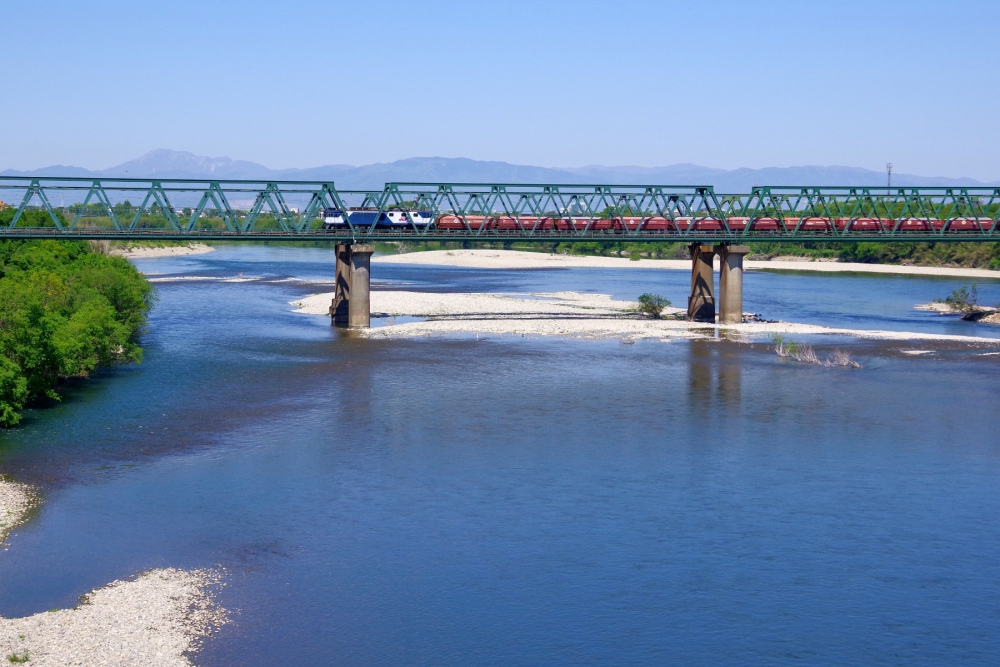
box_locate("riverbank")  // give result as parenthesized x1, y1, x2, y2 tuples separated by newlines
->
(112, 243, 214, 259)
(0, 479, 34, 545)
(292, 290, 1000, 345)
(0, 569, 227, 667)
(374, 249, 1000, 279)
(916, 301, 1000, 324)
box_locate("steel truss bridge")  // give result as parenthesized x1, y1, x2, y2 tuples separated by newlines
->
(2, 176, 999, 243)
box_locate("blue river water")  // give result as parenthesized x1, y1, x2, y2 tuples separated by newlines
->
(1, 245, 999, 666)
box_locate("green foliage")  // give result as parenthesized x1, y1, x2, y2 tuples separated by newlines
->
(837, 241, 1000, 268)
(637, 293, 670, 318)
(0, 357, 28, 427)
(567, 241, 605, 255)
(0, 241, 154, 426)
(936, 284, 979, 313)
(0, 208, 66, 228)
(771, 335, 799, 357)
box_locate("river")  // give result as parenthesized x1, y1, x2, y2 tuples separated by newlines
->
(1, 245, 999, 666)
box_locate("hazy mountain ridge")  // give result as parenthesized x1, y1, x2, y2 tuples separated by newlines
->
(3, 149, 996, 191)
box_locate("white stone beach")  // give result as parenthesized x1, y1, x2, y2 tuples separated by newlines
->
(0, 479, 34, 546)
(291, 290, 1000, 345)
(2, 480, 226, 666)
(113, 243, 214, 259)
(0, 569, 227, 667)
(374, 248, 1000, 279)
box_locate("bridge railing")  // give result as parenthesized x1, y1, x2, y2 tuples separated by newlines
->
(1, 176, 998, 241)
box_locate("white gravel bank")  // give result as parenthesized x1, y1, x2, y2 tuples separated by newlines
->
(0, 479, 34, 545)
(375, 249, 691, 270)
(366, 311, 1000, 344)
(291, 290, 1000, 345)
(293, 289, 659, 319)
(374, 249, 1000, 279)
(113, 244, 214, 259)
(0, 569, 227, 667)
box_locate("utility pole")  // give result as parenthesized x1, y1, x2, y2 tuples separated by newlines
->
(886, 163, 893, 192)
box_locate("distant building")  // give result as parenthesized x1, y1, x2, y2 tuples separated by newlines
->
(0, 200, 8, 210)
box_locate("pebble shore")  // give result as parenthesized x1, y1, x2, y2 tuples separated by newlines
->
(2, 480, 226, 666)
(374, 248, 1000, 279)
(0, 479, 34, 545)
(292, 290, 1000, 345)
(0, 569, 227, 667)
(112, 243, 214, 259)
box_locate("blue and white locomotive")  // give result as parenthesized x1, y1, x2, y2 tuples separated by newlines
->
(322, 207, 434, 229)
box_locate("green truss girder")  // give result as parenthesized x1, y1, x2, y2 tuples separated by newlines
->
(1, 177, 998, 243)
(130, 182, 181, 231)
(69, 181, 123, 230)
(366, 184, 729, 241)
(9, 179, 64, 229)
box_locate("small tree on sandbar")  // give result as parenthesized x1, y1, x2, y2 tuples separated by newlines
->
(637, 293, 670, 318)
(940, 284, 979, 313)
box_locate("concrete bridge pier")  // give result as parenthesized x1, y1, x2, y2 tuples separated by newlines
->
(718, 245, 750, 324)
(687, 244, 717, 322)
(331, 244, 351, 325)
(330, 244, 375, 328)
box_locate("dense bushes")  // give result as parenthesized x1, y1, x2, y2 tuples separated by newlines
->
(0, 241, 154, 426)
(538, 240, 1000, 268)
(637, 293, 671, 318)
(549, 240, 1000, 268)
(0, 208, 65, 229)
(836, 241, 1000, 268)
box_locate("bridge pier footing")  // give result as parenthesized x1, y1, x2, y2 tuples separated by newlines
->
(718, 245, 750, 324)
(330, 244, 375, 328)
(687, 244, 717, 322)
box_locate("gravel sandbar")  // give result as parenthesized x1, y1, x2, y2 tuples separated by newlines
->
(374, 249, 1000, 279)
(292, 290, 1000, 345)
(0, 569, 227, 667)
(0, 479, 34, 545)
(113, 244, 214, 259)
(293, 289, 659, 319)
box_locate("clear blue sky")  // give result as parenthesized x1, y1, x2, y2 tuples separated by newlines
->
(2, 0, 998, 179)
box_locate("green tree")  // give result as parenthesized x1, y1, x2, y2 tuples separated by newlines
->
(939, 284, 979, 313)
(0, 240, 154, 426)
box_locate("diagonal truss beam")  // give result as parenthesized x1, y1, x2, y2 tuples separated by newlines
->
(1, 177, 998, 243)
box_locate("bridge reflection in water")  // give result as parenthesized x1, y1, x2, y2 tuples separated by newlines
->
(687, 342, 743, 423)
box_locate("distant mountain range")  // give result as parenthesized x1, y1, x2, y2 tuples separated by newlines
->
(4, 149, 997, 192)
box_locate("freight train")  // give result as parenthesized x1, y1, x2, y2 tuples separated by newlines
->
(322, 209, 995, 233)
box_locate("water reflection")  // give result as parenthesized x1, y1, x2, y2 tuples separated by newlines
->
(716, 345, 743, 409)
(686, 341, 743, 416)
(2, 247, 999, 667)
